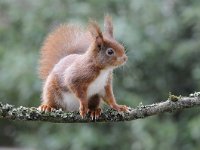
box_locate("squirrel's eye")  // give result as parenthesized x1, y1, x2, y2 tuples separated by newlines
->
(106, 48, 114, 56)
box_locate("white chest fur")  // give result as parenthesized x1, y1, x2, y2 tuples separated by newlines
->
(60, 68, 112, 111)
(87, 69, 111, 97)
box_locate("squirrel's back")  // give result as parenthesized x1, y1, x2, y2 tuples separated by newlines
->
(39, 24, 92, 80)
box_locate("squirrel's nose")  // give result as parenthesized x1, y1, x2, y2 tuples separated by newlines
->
(123, 55, 128, 62)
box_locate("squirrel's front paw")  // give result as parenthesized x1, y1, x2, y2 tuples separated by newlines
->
(79, 105, 89, 118)
(89, 108, 102, 120)
(111, 104, 129, 112)
(38, 104, 55, 112)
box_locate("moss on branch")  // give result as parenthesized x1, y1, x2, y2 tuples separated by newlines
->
(0, 92, 200, 123)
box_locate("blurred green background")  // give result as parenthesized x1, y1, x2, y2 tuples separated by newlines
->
(0, 0, 200, 150)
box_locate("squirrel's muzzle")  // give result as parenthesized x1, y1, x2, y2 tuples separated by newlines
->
(117, 55, 128, 66)
(123, 55, 128, 62)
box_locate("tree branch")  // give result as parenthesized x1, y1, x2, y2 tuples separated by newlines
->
(0, 92, 200, 123)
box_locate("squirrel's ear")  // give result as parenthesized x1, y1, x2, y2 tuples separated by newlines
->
(89, 20, 103, 47)
(104, 15, 113, 38)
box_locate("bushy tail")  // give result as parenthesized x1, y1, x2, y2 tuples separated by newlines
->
(39, 24, 91, 80)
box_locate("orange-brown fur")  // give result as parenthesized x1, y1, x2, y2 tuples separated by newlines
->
(39, 15, 128, 119)
(39, 25, 92, 80)
(103, 73, 128, 111)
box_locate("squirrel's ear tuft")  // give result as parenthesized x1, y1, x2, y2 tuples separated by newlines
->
(88, 20, 103, 47)
(104, 15, 113, 38)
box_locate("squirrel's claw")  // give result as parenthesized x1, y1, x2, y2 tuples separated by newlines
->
(38, 104, 55, 113)
(111, 104, 130, 113)
(79, 106, 89, 118)
(89, 108, 102, 120)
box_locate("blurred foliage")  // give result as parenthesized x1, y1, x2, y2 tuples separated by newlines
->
(0, 0, 200, 150)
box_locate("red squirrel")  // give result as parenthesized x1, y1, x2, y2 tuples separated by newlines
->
(38, 15, 129, 119)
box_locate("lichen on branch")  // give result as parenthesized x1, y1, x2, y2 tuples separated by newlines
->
(0, 92, 200, 123)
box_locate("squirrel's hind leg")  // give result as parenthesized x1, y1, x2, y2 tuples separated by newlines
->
(39, 74, 62, 112)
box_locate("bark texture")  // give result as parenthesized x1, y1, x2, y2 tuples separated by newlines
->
(0, 92, 200, 123)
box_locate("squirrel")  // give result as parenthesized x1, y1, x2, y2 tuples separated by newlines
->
(38, 15, 129, 119)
